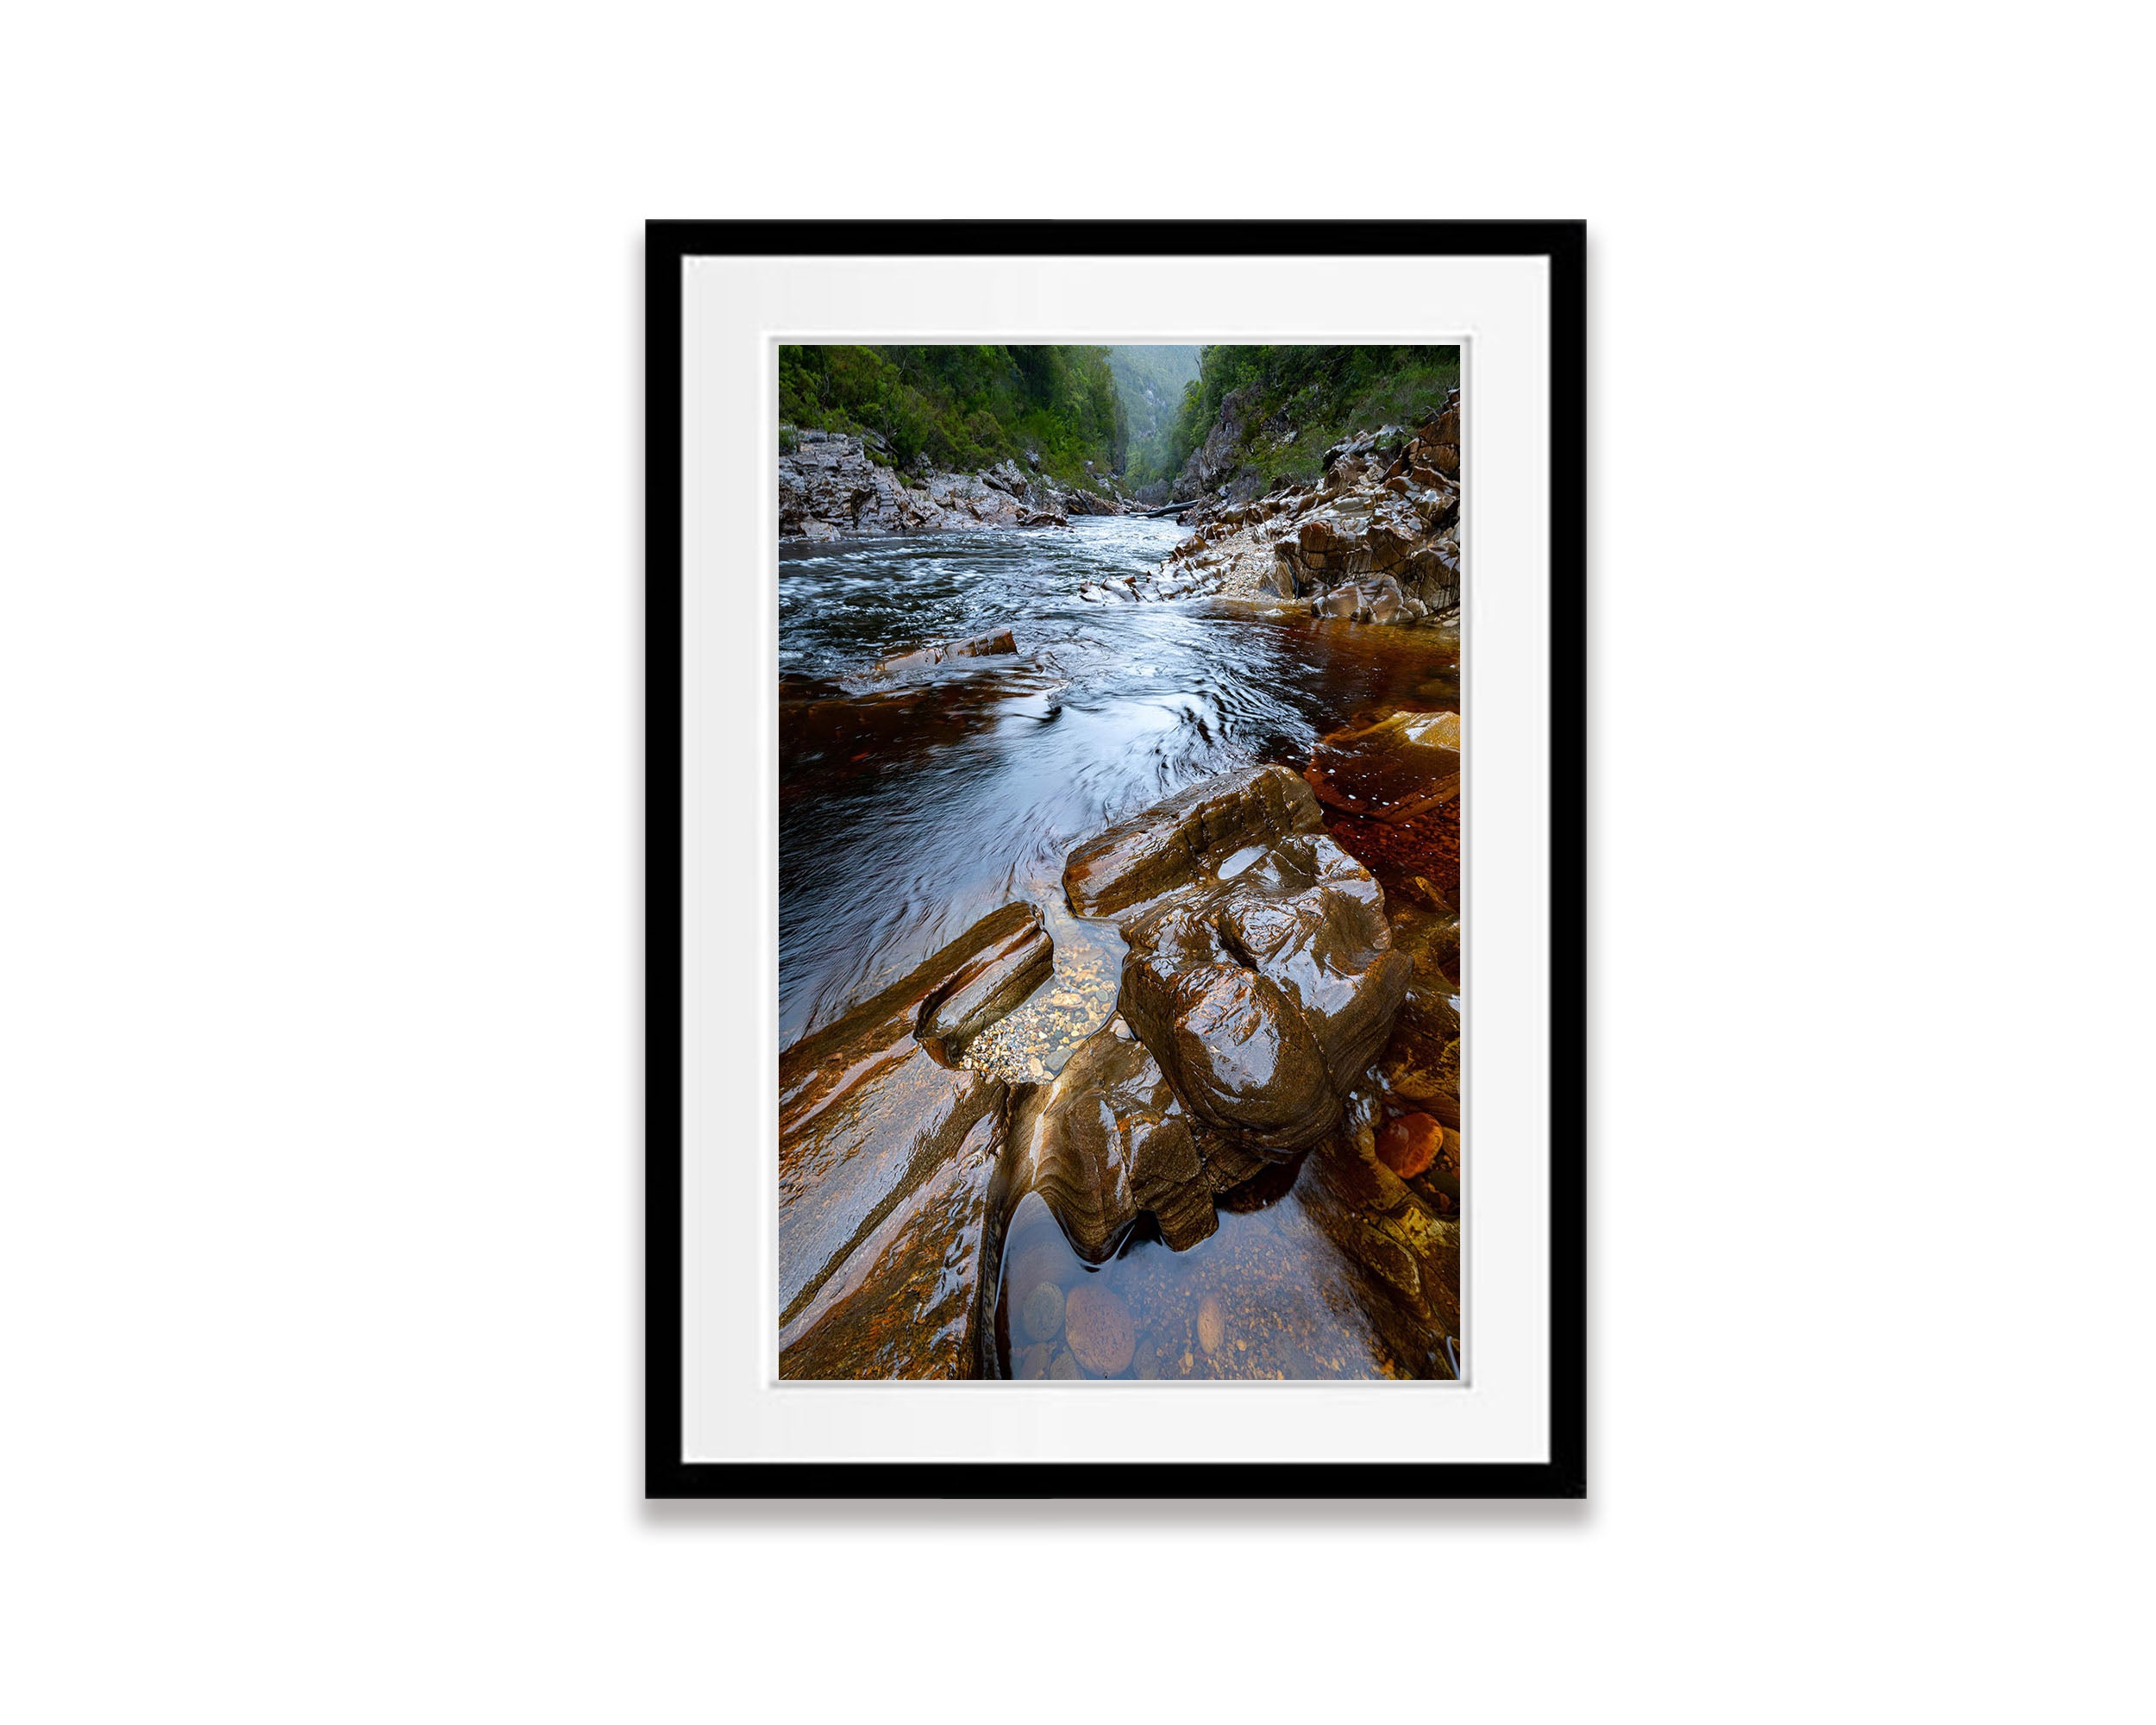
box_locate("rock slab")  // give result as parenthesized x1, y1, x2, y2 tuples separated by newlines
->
(779, 904, 1049, 1351)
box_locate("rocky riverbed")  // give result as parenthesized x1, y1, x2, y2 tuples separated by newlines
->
(780, 429, 1138, 543)
(774, 407, 1465, 1383)
(1079, 389, 1463, 620)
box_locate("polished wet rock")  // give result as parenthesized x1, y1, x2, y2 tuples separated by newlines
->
(914, 902, 1054, 1063)
(1118, 830, 1413, 1152)
(778, 903, 1046, 1333)
(779, 1111, 1005, 1379)
(1005, 1022, 1201, 1262)
(1062, 762, 1323, 919)
(1376, 1112, 1442, 1178)
(1300, 1119, 1462, 1371)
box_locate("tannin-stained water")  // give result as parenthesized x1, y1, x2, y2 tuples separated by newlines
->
(780, 516, 1461, 1381)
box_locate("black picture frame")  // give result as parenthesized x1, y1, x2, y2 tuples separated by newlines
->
(646, 220, 1586, 1499)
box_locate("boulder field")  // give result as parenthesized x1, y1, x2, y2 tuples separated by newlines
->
(776, 753, 1464, 1379)
(779, 430, 1136, 543)
(1077, 389, 1463, 621)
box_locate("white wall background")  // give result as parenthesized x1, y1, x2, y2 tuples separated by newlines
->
(3, 4, 2148, 1719)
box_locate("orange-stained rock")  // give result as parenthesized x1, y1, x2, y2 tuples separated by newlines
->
(1376, 1113, 1442, 1178)
(1300, 1120, 1462, 1373)
(1306, 708, 1460, 824)
(779, 1112, 1004, 1379)
(1064, 1283, 1137, 1376)
(1062, 763, 1322, 919)
(779, 905, 1040, 1330)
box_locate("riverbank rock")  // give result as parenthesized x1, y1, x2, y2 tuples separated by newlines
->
(1125, 387, 1463, 614)
(914, 902, 1055, 1063)
(779, 903, 1052, 1368)
(1005, 1024, 1202, 1261)
(1119, 831, 1413, 1152)
(1301, 1118, 1462, 1373)
(1376, 980, 1460, 1130)
(1062, 763, 1323, 919)
(1175, 384, 1268, 502)
(779, 1110, 1005, 1378)
(780, 432, 1139, 542)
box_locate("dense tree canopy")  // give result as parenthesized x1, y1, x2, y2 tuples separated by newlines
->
(1131, 345, 1463, 491)
(780, 345, 1127, 484)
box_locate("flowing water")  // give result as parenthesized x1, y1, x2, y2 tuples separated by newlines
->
(780, 517, 1456, 1044)
(780, 516, 1462, 1380)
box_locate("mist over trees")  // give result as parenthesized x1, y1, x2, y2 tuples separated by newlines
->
(1106, 346, 1201, 485)
(779, 342, 1461, 498)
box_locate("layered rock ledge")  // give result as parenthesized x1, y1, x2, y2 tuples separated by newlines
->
(1077, 391, 1463, 620)
(776, 901, 1050, 1377)
(778, 751, 1463, 1378)
(780, 432, 1138, 543)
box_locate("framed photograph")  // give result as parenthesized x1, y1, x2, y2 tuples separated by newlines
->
(648, 221, 1584, 1496)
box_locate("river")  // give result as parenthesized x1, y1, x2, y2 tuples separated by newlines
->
(779, 516, 1464, 1381)
(779, 516, 1458, 1048)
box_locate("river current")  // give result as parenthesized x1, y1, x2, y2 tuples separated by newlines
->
(780, 516, 1463, 1381)
(779, 516, 1456, 1047)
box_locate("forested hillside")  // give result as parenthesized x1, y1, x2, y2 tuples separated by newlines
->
(779, 345, 1127, 485)
(1106, 346, 1200, 484)
(1133, 345, 1463, 493)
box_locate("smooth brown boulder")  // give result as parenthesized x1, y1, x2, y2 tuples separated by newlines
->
(1119, 833, 1413, 1152)
(778, 1112, 1005, 1379)
(778, 903, 1045, 1329)
(1005, 1023, 1203, 1262)
(1376, 1113, 1442, 1178)
(1062, 763, 1323, 919)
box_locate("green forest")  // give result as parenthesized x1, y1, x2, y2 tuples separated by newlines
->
(1106, 346, 1201, 483)
(1126, 345, 1463, 492)
(779, 346, 1127, 485)
(779, 342, 1460, 496)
